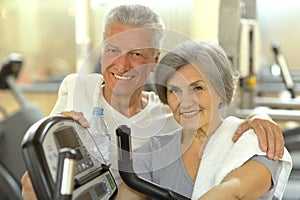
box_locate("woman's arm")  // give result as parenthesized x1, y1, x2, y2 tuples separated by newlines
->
(199, 160, 272, 200)
(116, 183, 149, 200)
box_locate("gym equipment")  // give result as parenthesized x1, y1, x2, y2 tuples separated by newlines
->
(219, 1, 300, 198)
(219, 0, 300, 121)
(253, 42, 300, 110)
(272, 42, 296, 99)
(283, 127, 300, 200)
(22, 115, 118, 200)
(0, 53, 44, 199)
(116, 125, 190, 200)
(234, 41, 300, 121)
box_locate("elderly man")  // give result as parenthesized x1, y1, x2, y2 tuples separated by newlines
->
(21, 4, 284, 199)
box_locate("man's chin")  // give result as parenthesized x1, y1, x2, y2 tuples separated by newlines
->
(112, 87, 138, 96)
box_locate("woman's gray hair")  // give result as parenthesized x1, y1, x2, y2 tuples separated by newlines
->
(155, 40, 239, 106)
(103, 4, 165, 50)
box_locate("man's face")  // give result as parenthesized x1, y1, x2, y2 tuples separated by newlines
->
(101, 23, 159, 97)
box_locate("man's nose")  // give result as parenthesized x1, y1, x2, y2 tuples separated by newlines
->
(114, 53, 132, 72)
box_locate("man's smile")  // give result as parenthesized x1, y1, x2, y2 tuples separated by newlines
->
(112, 72, 135, 80)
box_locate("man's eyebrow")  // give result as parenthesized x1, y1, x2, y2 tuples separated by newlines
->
(104, 43, 119, 49)
(104, 43, 150, 53)
(130, 47, 148, 51)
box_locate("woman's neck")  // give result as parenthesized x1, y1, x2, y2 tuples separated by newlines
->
(181, 118, 223, 181)
(181, 117, 223, 156)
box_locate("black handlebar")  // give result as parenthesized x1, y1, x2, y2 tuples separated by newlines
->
(116, 125, 190, 200)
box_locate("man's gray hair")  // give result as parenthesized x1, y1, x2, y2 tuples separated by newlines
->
(103, 4, 165, 49)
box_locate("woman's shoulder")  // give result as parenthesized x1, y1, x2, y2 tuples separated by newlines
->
(136, 128, 182, 153)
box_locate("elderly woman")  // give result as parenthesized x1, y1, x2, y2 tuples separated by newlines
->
(116, 41, 292, 200)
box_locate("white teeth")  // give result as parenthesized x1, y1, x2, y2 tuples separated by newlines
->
(113, 73, 133, 80)
(182, 111, 199, 116)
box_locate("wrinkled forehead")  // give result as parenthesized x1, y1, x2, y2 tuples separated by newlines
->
(168, 64, 206, 84)
(103, 28, 154, 51)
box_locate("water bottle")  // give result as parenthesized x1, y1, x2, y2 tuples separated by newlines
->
(88, 107, 111, 164)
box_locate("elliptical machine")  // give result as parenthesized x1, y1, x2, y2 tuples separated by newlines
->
(0, 53, 44, 199)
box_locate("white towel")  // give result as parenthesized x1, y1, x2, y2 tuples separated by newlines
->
(191, 116, 292, 200)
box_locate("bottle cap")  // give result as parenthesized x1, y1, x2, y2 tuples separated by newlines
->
(93, 107, 104, 115)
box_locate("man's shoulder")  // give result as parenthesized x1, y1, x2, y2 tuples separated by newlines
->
(62, 73, 103, 88)
(63, 73, 102, 82)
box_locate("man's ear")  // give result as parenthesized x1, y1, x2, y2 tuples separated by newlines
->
(149, 51, 160, 72)
(154, 51, 161, 63)
(150, 52, 160, 72)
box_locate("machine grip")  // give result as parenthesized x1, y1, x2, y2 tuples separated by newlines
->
(116, 125, 189, 200)
(55, 148, 77, 200)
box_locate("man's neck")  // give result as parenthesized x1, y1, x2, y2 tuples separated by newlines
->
(103, 86, 148, 117)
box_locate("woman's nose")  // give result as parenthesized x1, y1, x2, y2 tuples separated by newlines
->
(180, 91, 196, 107)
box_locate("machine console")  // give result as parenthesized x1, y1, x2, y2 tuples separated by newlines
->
(22, 115, 117, 200)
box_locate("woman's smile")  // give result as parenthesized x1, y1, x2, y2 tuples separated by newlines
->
(180, 110, 201, 118)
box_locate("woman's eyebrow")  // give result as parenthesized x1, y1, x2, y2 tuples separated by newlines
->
(167, 79, 205, 87)
(190, 79, 205, 86)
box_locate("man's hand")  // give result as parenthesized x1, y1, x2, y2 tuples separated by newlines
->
(21, 171, 38, 200)
(59, 110, 90, 128)
(232, 114, 284, 161)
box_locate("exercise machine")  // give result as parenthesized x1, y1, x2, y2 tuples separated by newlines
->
(219, 1, 300, 199)
(254, 42, 300, 110)
(219, 0, 300, 121)
(116, 125, 189, 200)
(0, 53, 44, 199)
(22, 115, 118, 200)
(21, 115, 190, 199)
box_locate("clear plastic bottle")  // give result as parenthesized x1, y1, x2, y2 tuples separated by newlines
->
(88, 107, 111, 164)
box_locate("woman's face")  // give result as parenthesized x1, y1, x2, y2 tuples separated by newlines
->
(166, 64, 222, 132)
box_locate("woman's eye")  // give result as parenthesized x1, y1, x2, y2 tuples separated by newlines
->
(168, 88, 180, 94)
(193, 86, 203, 91)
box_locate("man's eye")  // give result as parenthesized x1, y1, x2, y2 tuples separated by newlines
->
(130, 51, 143, 57)
(134, 52, 142, 56)
(107, 48, 118, 53)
